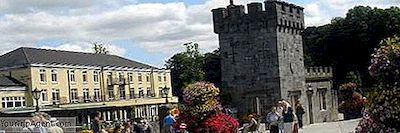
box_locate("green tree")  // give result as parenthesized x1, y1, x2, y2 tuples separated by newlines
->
(203, 49, 221, 87)
(344, 71, 362, 87)
(165, 42, 205, 98)
(92, 42, 109, 54)
(303, 6, 400, 88)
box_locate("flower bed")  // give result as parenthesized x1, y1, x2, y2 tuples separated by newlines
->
(175, 82, 239, 133)
(356, 36, 400, 132)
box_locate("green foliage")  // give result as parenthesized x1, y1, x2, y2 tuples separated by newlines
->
(356, 36, 400, 132)
(203, 49, 221, 87)
(338, 82, 365, 119)
(166, 42, 221, 100)
(92, 42, 109, 54)
(303, 6, 400, 87)
(344, 71, 362, 86)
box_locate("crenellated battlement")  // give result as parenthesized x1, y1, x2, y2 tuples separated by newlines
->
(306, 67, 333, 80)
(212, 0, 305, 34)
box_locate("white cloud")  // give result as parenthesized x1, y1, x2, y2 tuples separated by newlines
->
(304, 3, 330, 26)
(1, 0, 400, 60)
(303, 0, 400, 26)
(38, 42, 126, 56)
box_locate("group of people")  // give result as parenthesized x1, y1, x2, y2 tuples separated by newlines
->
(266, 99, 305, 133)
(11, 112, 64, 133)
(92, 112, 153, 133)
(162, 109, 188, 133)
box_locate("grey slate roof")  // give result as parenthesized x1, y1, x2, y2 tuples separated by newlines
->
(0, 47, 157, 69)
(0, 75, 25, 87)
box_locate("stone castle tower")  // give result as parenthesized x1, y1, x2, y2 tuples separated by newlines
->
(212, 0, 307, 117)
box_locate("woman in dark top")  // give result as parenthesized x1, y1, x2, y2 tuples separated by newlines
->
(295, 100, 305, 128)
(280, 100, 293, 133)
(93, 112, 103, 133)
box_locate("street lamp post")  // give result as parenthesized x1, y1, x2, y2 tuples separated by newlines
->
(162, 86, 170, 104)
(32, 88, 42, 112)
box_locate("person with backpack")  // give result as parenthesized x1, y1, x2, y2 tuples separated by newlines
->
(266, 106, 280, 133)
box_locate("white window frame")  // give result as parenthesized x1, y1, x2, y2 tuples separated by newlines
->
(138, 73, 142, 82)
(94, 88, 101, 102)
(107, 72, 112, 84)
(158, 76, 162, 82)
(83, 88, 90, 102)
(119, 72, 124, 82)
(39, 69, 46, 82)
(70, 88, 78, 103)
(129, 88, 135, 99)
(52, 89, 60, 105)
(119, 86, 125, 100)
(1, 97, 26, 108)
(129, 73, 134, 82)
(41, 89, 48, 102)
(318, 88, 327, 110)
(82, 71, 88, 83)
(70, 70, 76, 82)
(138, 88, 144, 98)
(146, 87, 152, 97)
(51, 70, 57, 83)
(93, 71, 99, 83)
(108, 86, 114, 100)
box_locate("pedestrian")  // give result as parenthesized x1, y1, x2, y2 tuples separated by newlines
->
(133, 121, 144, 133)
(22, 119, 34, 133)
(266, 106, 280, 133)
(47, 118, 63, 133)
(175, 123, 189, 133)
(292, 113, 299, 133)
(163, 112, 176, 133)
(93, 112, 103, 133)
(276, 102, 284, 133)
(31, 114, 48, 133)
(121, 121, 132, 133)
(242, 114, 258, 133)
(280, 99, 294, 133)
(295, 100, 305, 128)
(141, 119, 152, 133)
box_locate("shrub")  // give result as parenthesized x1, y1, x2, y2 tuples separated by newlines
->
(356, 36, 400, 132)
(175, 82, 239, 133)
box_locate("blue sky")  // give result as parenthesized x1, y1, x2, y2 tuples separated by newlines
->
(1, 0, 399, 67)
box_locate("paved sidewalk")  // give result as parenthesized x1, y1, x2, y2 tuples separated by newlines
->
(256, 119, 360, 133)
(299, 119, 360, 133)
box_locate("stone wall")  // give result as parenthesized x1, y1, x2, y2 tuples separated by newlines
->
(212, 0, 337, 125)
(212, 0, 306, 117)
(306, 67, 338, 124)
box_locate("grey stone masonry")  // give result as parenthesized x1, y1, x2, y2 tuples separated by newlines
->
(212, 0, 337, 125)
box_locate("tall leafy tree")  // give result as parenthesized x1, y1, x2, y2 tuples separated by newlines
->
(203, 49, 221, 87)
(303, 6, 400, 88)
(166, 42, 205, 98)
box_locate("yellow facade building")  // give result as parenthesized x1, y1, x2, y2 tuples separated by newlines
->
(0, 47, 177, 124)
